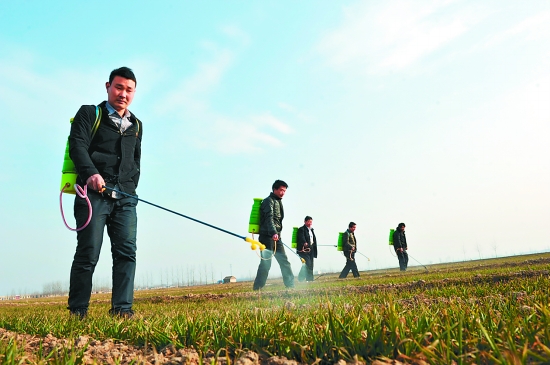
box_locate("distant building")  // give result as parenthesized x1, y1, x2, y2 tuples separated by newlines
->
(223, 276, 236, 284)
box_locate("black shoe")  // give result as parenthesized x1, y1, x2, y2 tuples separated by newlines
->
(109, 309, 134, 319)
(69, 308, 88, 320)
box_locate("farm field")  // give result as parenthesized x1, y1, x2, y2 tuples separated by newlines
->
(1, 252, 549, 364)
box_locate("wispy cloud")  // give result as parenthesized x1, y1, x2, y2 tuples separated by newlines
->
(156, 42, 234, 116)
(207, 114, 291, 154)
(156, 27, 293, 154)
(317, 0, 484, 75)
(221, 24, 251, 47)
(277, 102, 315, 125)
(252, 113, 293, 134)
(0, 48, 103, 135)
(481, 10, 550, 48)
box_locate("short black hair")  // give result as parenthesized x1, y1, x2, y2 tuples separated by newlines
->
(109, 67, 137, 86)
(398, 223, 406, 228)
(304, 216, 312, 222)
(348, 222, 356, 228)
(272, 180, 288, 191)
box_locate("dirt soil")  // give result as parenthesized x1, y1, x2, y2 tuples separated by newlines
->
(2, 256, 547, 364)
(2, 327, 399, 365)
(0, 327, 435, 364)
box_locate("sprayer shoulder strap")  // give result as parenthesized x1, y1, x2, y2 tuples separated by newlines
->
(90, 106, 102, 139)
(69, 105, 102, 140)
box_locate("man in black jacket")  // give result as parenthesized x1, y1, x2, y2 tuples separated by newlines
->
(393, 223, 408, 271)
(252, 180, 295, 290)
(339, 222, 360, 278)
(68, 67, 143, 319)
(296, 216, 317, 282)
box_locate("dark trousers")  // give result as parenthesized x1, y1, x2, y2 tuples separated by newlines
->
(69, 192, 138, 312)
(297, 251, 314, 282)
(339, 251, 360, 278)
(253, 237, 295, 290)
(397, 250, 409, 271)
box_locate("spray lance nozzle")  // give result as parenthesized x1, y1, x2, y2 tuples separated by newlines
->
(99, 185, 266, 252)
(245, 237, 266, 251)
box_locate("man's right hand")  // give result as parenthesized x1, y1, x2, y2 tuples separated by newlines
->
(272, 234, 279, 241)
(86, 174, 106, 193)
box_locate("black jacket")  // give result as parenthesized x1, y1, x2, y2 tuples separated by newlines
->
(69, 101, 143, 196)
(342, 229, 357, 252)
(259, 192, 284, 237)
(393, 228, 407, 250)
(296, 225, 317, 258)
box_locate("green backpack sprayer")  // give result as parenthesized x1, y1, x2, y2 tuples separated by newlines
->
(60, 107, 102, 195)
(247, 199, 306, 268)
(291, 227, 299, 249)
(336, 231, 370, 261)
(389, 227, 428, 271)
(59, 107, 102, 231)
(59, 108, 264, 251)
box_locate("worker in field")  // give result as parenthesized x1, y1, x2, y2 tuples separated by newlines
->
(339, 222, 360, 278)
(252, 180, 295, 290)
(68, 67, 143, 319)
(296, 216, 317, 282)
(393, 223, 408, 271)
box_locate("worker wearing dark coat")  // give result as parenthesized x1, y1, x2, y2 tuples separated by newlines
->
(339, 222, 360, 278)
(296, 216, 317, 282)
(252, 180, 295, 290)
(68, 67, 143, 319)
(393, 223, 408, 271)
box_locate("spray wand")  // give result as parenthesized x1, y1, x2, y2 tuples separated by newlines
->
(320, 244, 371, 261)
(102, 186, 265, 251)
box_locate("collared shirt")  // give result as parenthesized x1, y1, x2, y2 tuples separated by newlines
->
(308, 227, 314, 244)
(348, 230, 356, 245)
(104, 103, 132, 199)
(106, 102, 132, 133)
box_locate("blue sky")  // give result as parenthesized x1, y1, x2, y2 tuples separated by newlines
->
(1, 0, 549, 296)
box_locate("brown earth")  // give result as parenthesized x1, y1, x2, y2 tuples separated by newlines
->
(2, 328, 395, 365)
(1, 256, 547, 364)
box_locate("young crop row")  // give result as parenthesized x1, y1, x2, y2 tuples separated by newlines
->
(1, 258, 549, 364)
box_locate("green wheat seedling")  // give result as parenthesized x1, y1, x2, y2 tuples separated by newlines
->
(1, 253, 549, 364)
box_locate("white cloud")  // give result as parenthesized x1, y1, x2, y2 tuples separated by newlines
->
(317, 0, 484, 75)
(157, 43, 234, 116)
(221, 24, 251, 47)
(210, 115, 288, 154)
(155, 30, 294, 155)
(253, 113, 293, 134)
(157, 25, 251, 117)
(277, 102, 315, 125)
(482, 10, 550, 48)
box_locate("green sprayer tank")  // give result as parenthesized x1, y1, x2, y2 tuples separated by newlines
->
(291, 227, 299, 248)
(60, 118, 77, 194)
(248, 198, 263, 234)
(337, 232, 344, 251)
(389, 228, 395, 245)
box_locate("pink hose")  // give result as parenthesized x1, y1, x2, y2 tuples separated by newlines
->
(60, 183, 92, 231)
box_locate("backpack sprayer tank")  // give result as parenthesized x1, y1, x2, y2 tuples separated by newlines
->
(248, 198, 263, 234)
(389, 228, 395, 245)
(337, 232, 344, 251)
(60, 107, 101, 194)
(60, 118, 78, 194)
(291, 227, 299, 248)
